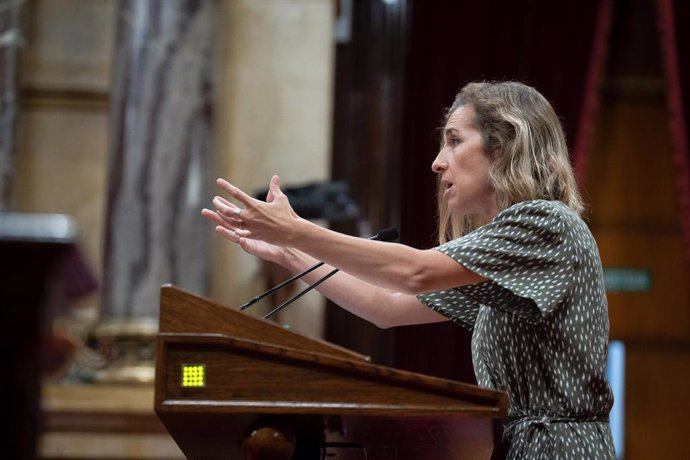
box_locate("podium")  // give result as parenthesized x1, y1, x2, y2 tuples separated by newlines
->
(155, 286, 507, 459)
(1, 212, 97, 459)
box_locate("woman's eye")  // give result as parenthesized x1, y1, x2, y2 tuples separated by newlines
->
(449, 138, 460, 147)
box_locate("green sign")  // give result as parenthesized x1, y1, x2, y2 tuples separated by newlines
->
(603, 268, 652, 292)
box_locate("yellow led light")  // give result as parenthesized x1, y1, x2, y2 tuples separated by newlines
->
(181, 364, 206, 387)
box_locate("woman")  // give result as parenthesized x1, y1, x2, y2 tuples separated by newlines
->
(202, 81, 615, 459)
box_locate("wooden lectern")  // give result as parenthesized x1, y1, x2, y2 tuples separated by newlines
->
(155, 286, 507, 459)
(1, 212, 97, 460)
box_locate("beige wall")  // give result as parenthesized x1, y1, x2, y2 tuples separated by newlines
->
(16, 103, 109, 276)
(21, 0, 114, 92)
(212, 0, 334, 337)
(15, 0, 335, 337)
(16, 0, 115, 313)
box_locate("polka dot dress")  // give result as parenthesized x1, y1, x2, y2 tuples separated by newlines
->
(417, 200, 615, 459)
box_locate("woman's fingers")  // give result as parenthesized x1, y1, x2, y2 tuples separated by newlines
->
(201, 208, 242, 241)
(211, 175, 297, 244)
(215, 225, 240, 242)
(202, 208, 278, 259)
(216, 195, 235, 208)
(216, 178, 256, 208)
(212, 196, 238, 218)
(212, 181, 256, 235)
(269, 175, 283, 197)
(201, 208, 222, 223)
(202, 208, 236, 229)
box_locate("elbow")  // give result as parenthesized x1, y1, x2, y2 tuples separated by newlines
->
(396, 267, 434, 295)
(386, 248, 440, 295)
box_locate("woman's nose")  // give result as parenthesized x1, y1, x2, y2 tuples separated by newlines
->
(431, 152, 447, 173)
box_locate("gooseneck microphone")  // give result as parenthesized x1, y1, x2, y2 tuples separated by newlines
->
(262, 227, 398, 320)
(239, 262, 323, 311)
(238, 228, 399, 319)
(365, 227, 399, 243)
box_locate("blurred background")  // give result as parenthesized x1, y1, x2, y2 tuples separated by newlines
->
(1, 0, 688, 458)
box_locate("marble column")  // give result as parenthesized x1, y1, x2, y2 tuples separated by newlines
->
(213, 0, 334, 339)
(101, 0, 215, 324)
(0, 0, 23, 210)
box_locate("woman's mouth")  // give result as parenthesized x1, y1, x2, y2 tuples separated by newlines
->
(442, 181, 454, 199)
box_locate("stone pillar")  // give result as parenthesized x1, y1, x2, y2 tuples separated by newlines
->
(98, 0, 215, 378)
(0, 0, 23, 210)
(213, 0, 334, 339)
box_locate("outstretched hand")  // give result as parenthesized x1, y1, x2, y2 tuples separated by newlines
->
(201, 175, 303, 263)
(200, 204, 286, 265)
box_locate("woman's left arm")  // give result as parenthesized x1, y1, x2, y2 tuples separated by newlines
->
(213, 175, 486, 294)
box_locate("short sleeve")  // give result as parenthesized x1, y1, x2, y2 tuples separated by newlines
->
(416, 288, 479, 331)
(435, 201, 575, 322)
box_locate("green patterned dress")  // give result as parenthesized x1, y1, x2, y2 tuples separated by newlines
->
(417, 200, 616, 459)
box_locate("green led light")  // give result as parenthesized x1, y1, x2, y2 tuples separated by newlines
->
(181, 364, 206, 387)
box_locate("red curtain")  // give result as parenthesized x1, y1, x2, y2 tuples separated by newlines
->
(657, 0, 690, 262)
(400, 0, 612, 338)
(401, 0, 612, 250)
(394, 5, 613, 456)
(396, 0, 613, 382)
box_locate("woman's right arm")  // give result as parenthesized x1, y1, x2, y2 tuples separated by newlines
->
(279, 247, 449, 329)
(202, 207, 447, 328)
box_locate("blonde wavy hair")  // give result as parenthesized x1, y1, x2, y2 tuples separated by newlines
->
(437, 81, 584, 243)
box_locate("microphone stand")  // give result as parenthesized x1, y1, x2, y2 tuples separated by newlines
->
(238, 228, 398, 319)
(239, 261, 323, 310)
(263, 267, 339, 320)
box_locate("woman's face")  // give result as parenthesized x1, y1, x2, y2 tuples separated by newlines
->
(432, 105, 498, 220)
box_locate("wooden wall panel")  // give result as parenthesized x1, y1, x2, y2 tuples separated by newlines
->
(624, 346, 690, 460)
(597, 230, 690, 340)
(586, 92, 690, 459)
(327, 0, 408, 366)
(587, 101, 690, 341)
(586, 103, 680, 225)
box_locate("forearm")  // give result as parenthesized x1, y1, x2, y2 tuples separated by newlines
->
(211, 177, 483, 293)
(287, 219, 465, 294)
(281, 248, 446, 328)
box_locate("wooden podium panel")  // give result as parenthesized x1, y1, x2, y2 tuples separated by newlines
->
(1, 212, 97, 460)
(155, 286, 507, 459)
